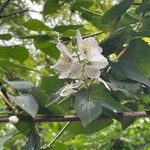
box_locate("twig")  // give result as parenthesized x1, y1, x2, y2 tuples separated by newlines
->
(0, 112, 150, 123)
(0, 9, 29, 19)
(109, 17, 121, 34)
(83, 31, 104, 39)
(0, 90, 14, 110)
(42, 122, 70, 149)
(117, 47, 127, 60)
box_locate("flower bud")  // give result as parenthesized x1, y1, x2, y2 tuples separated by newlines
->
(9, 116, 19, 124)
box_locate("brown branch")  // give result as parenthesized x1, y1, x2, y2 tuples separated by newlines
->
(0, 88, 14, 110)
(0, 111, 150, 123)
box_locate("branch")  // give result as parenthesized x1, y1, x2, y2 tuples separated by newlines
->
(0, 0, 11, 14)
(0, 111, 150, 123)
(0, 9, 29, 19)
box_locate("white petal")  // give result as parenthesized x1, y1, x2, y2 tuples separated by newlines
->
(98, 77, 111, 90)
(85, 49, 103, 62)
(56, 41, 72, 59)
(52, 56, 72, 72)
(59, 70, 70, 79)
(84, 37, 103, 53)
(68, 61, 83, 79)
(84, 65, 101, 79)
(79, 37, 104, 62)
(92, 56, 108, 69)
(76, 30, 83, 51)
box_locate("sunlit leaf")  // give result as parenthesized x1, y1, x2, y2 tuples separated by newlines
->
(101, 0, 134, 25)
(0, 46, 29, 62)
(23, 19, 51, 32)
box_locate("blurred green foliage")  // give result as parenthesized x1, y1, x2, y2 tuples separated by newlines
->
(0, 0, 150, 149)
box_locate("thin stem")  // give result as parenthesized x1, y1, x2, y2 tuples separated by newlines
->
(117, 47, 127, 60)
(83, 31, 104, 39)
(0, 90, 14, 110)
(42, 122, 70, 149)
(0, 9, 29, 19)
(84, 79, 90, 101)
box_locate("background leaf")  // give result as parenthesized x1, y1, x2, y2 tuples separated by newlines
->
(101, 0, 134, 25)
(0, 46, 29, 62)
(23, 19, 51, 32)
(43, 0, 60, 16)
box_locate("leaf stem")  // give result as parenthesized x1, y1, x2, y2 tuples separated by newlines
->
(42, 122, 70, 149)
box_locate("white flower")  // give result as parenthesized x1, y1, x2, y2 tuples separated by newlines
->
(60, 83, 79, 97)
(52, 41, 82, 79)
(76, 30, 108, 68)
(76, 30, 109, 79)
(9, 116, 19, 124)
(83, 65, 101, 79)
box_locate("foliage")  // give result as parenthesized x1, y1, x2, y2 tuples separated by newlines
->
(0, 0, 150, 149)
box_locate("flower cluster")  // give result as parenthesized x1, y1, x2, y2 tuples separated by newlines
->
(52, 30, 109, 97)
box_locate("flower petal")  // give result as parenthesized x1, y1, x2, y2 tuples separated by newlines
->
(84, 37, 103, 53)
(84, 65, 101, 79)
(92, 56, 108, 69)
(68, 61, 83, 79)
(59, 70, 70, 79)
(76, 30, 83, 51)
(56, 41, 72, 58)
(52, 56, 72, 72)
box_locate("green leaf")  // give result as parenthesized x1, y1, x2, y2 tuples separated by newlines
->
(90, 84, 125, 112)
(108, 76, 141, 96)
(133, 30, 150, 38)
(121, 13, 139, 26)
(9, 94, 39, 117)
(23, 19, 51, 32)
(51, 142, 66, 150)
(43, 0, 59, 16)
(0, 46, 29, 62)
(111, 61, 150, 87)
(121, 102, 138, 130)
(100, 27, 131, 56)
(24, 130, 40, 150)
(31, 87, 64, 115)
(15, 122, 34, 136)
(53, 25, 83, 33)
(68, 119, 113, 135)
(46, 87, 62, 106)
(0, 59, 39, 73)
(141, 16, 150, 30)
(6, 80, 34, 93)
(0, 34, 12, 40)
(34, 36, 59, 59)
(0, 129, 17, 150)
(74, 91, 102, 127)
(80, 8, 108, 31)
(39, 76, 64, 96)
(136, 2, 150, 14)
(101, 0, 134, 25)
(71, 0, 94, 12)
(122, 39, 150, 77)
